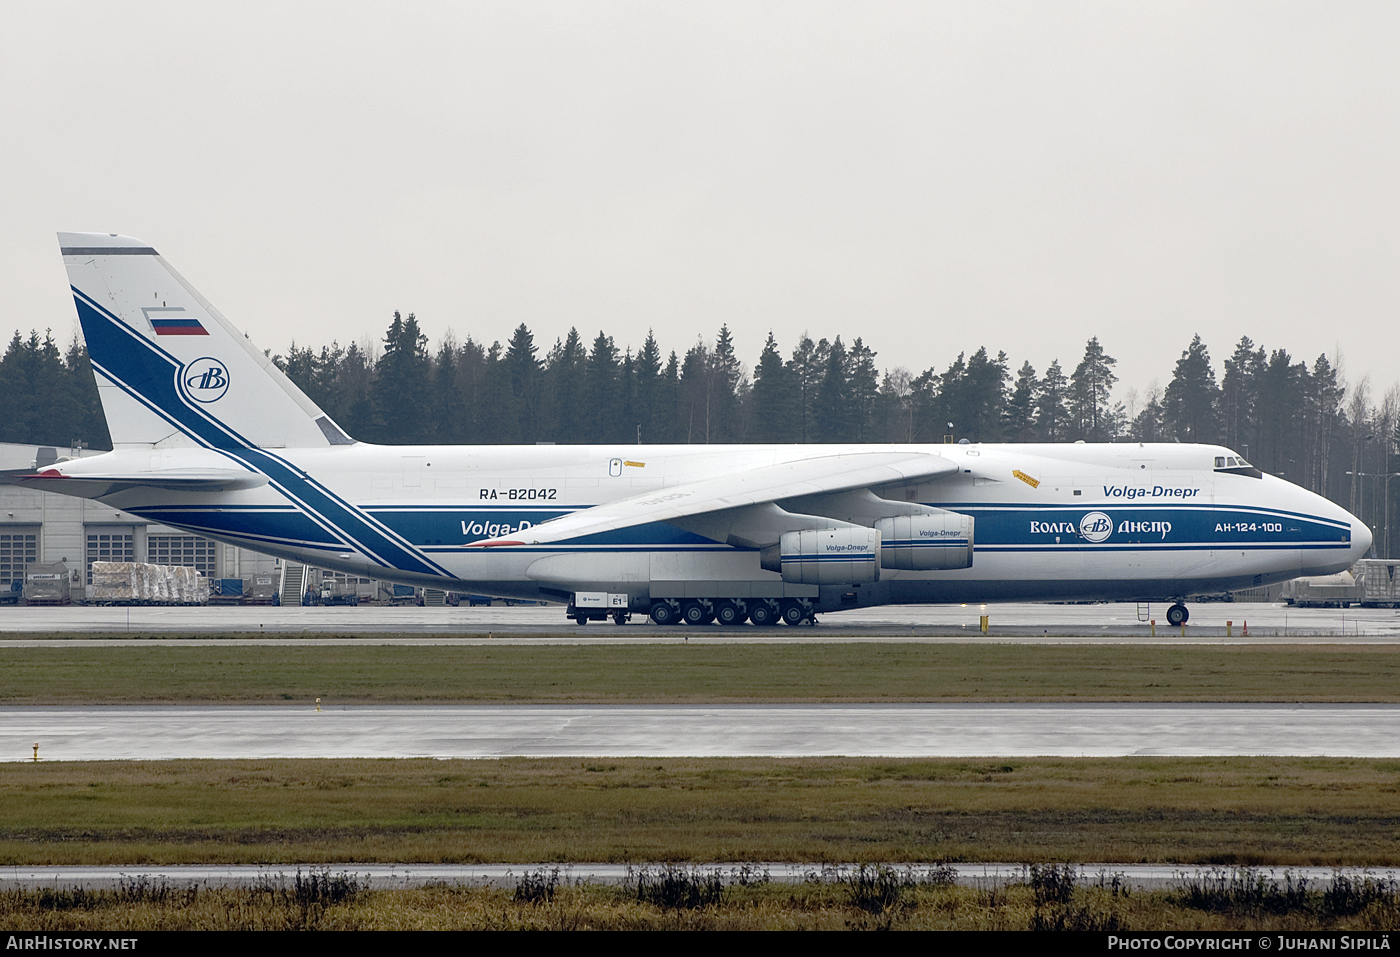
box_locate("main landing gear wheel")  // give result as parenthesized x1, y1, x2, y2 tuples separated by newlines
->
(748, 600, 778, 627)
(649, 601, 679, 626)
(1166, 603, 1190, 627)
(682, 600, 715, 625)
(779, 599, 808, 626)
(714, 599, 747, 626)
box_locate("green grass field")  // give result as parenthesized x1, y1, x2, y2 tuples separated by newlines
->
(7, 867, 1400, 930)
(4, 756, 1400, 867)
(4, 641, 1398, 891)
(2, 642, 1400, 703)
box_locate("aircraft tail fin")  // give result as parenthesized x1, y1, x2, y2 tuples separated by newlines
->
(58, 233, 355, 451)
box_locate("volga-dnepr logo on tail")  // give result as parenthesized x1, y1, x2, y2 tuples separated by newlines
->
(182, 358, 230, 403)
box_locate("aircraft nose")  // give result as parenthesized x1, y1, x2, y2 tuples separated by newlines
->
(1351, 514, 1374, 561)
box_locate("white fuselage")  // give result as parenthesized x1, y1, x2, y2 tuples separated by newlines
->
(65, 439, 1370, 613)
(46, 232, 1372, 618)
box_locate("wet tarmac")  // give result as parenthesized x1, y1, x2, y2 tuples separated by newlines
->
(0, 600, 1397, 642)
(5, 702, 1398, 761)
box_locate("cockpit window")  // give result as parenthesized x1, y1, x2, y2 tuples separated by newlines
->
(1214, 452, 1262, 478)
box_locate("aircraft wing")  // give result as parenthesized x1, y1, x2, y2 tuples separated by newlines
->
(471, 451, 959, 547)
(0, 468, 269, 499)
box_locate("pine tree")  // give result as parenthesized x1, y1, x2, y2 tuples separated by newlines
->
(431, 334, 468, 444)
(678, 341, 710, 443)
(847, 338, 880, 442)
(1070, 337, 1119, 441)
(63, 336, 109, 450)
(503, 324, 542, 442)
(814, 337, 852, 442)
(454, 336, 488, 444)
(963, 348, 1009, 441)
(1162, 335, 1221, 443)
(787, 335, 825, 443)
(374, 311, 431, 443)
(631, 331, 662, 444)
(479, 341, 517, 443)
(338, 341, 375, 440)
(547, 328, 587, 442)
(583, 331, 621, 443)
(1036, 360, 1070, 441)
(1255, 349, 1307, 479)
(1305, 354, 1344, 495)
(658, 351, 681, 443)
(1006, 361, 1038, 441)
(749, 332, 794, 443)
(1221, 336, 1265, 458)
(707, 325, 743, 443)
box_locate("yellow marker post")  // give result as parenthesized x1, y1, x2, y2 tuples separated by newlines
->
(980, 615, 989, 634)
(1150, 620, 1156, 637)
(1226, 621, 1233, 637)
(32, 743, 38, 763)
(315, 697, 322, 712)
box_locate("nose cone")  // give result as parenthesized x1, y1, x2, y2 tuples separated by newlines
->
(1351, 514, 1374, 562)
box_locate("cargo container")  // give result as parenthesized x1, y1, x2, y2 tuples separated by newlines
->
(1282, 570, 1362, 608)
(89, 562, 208, 605)
(23, 562, 71, 605)
(1356, 559, 1400, 607)
(244, 576, 279, 605)
(210, 578, 247, 604)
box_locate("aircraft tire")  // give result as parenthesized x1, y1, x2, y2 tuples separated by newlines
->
(779, 599, 807, 626)
(714, 599, 747, 626)
(649, 601, 679, 626)
(681, 600, 711, 626)
(1166, 603, 1189, 626)
(748, 601, 778, 627)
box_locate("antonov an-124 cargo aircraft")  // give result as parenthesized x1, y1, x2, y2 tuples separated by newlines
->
(4, 233, 1370, 627)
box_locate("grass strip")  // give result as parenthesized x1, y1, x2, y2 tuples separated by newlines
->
(7, 869, 1400, 930)
(3, 756, 1399, 867)
(3, 643, 1400, 703)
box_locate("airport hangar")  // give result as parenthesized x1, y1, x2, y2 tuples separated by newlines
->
(0, 441, 334, 604)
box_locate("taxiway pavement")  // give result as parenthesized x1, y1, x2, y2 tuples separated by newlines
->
(5, 702, 1398, 760)
(0, 601, 1397, 642)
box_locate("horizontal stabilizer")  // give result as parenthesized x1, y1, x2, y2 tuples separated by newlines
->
(0, 467, 269, 499)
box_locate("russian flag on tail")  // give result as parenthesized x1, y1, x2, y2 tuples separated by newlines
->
(151, 317, 208, 335)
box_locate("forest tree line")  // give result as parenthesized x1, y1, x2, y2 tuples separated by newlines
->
(1, 316, 1397, 556)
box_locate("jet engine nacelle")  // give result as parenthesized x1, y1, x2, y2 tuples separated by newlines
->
(771, 527, 881, 585)
(876, 512, 974, 570)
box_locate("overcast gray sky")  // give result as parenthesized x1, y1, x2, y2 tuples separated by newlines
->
(3, 2, 1396, 405)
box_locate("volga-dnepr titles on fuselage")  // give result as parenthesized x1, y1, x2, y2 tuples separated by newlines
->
(5, 232, 1370, 627)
